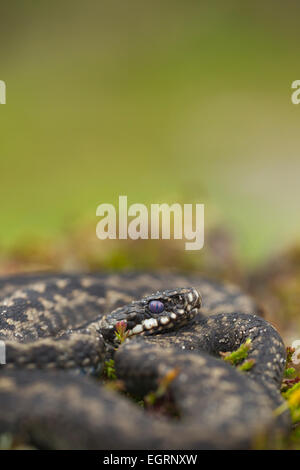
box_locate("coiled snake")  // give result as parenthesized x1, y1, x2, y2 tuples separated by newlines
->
(0, 272, 291, 449)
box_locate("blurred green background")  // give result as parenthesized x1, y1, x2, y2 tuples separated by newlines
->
(1, 0, 300, 267)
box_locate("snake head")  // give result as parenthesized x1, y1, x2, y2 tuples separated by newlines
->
(100, 287, 202, 342)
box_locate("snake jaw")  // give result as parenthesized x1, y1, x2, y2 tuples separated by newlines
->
(100, 287, 202, 341)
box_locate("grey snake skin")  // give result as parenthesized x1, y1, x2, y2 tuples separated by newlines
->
(0, 272, 291, 449)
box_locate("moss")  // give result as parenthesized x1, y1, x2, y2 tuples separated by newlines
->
(281, 382, 300, 424)
(237, 358, 255, 371)
(281, 346, 300, 393)
(145, 368, 180, 406)
(220, 338, 255, 371)
(103, 359, 117, 381)
(143, 368, 181, 418)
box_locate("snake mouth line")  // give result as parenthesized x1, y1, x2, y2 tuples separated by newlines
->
(127, 306, 200, 337)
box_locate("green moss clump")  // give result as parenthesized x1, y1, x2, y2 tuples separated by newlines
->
(220, 338, 255, 371)
(103, 359, 117, 380)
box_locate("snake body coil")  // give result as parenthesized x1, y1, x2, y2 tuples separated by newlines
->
(0, 272, 291, 449)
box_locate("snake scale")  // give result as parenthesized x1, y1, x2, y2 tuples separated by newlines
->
(0, 272, 291, 449)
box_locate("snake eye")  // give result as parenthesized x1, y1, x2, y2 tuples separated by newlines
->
(148, 300, 164, 314)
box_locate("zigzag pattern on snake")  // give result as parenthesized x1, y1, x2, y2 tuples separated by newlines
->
(0, 272, 291, 449)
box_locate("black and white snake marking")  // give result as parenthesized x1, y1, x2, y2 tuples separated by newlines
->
(0, 272, 291, 449)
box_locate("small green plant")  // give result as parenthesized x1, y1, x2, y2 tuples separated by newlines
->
(237, 358, 255, 371)
(103, 359, 117, 380)
(145, 367, 180, 412)
(285, 367, 297, 378)
(283, 382, 300, 424)
(114, 321, 129, 344)
(102, 358, 126, 393)
(281, 346, 300, 393)
(275, 346, 300, 429)
(220, 338, 255, 371)
(275, 382, 300, 424)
